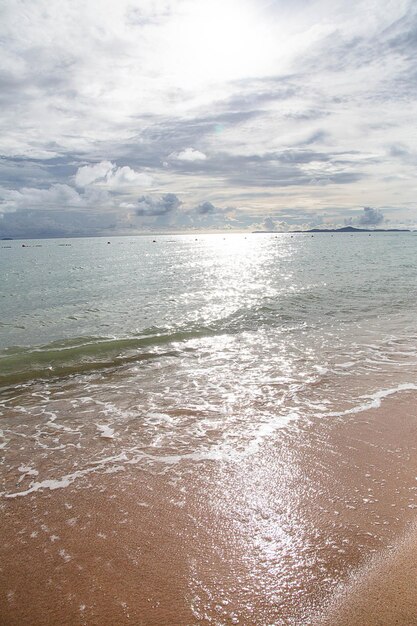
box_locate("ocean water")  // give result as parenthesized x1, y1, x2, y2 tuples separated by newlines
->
(1, 232, 417, 497)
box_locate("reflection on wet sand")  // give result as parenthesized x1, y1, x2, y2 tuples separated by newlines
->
(1, 390, 417, 625)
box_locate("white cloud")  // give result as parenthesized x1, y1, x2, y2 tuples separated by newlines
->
(75, 161, 152, 190)
(107, 166, 152, 190)
(75, 161, 114, 187)
(257, 217, 296, 232)
(169, 148, 207, 162)
(0, 184, 83, 213)
(0, 183, 116, 214)
(345, 206, 384, 226)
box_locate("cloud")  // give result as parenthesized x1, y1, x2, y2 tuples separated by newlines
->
(345, 206, 384, 226)
(1, 0, 417, 235)
(135, 193, 181, 216)
(75, 161, 114, 187)
(253, 217, 302, 232)
(0, 180, 122, 215)
(194, 201, 216, 214)
(0, 184, 85, 213)
(193, 200, 235, 215)
(75, 161, 152, 190)
(0, 208, 131, 238)
(169, 148, 207, 162)
(262, 217, 278, 231)
(191, 201, 236, 220)
(358, 206, 384, 225)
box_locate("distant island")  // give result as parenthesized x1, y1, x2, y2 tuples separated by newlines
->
(253, 226, 411, 233)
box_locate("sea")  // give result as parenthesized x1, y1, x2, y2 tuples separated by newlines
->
(1, 231, 417, 496)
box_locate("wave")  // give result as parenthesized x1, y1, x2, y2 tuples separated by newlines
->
(0, 329, 209, 388)
(1, 286, 416, 389)
(4, 382, 417, 499)
(0, 299, 314, 387)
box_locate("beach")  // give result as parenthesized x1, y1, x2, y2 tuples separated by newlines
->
(3, 0, 417, 619)
(1, 233, 417, 624)
(2, 387, 417, 625)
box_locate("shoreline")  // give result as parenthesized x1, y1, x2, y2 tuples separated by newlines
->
(1, 390, 417, 624)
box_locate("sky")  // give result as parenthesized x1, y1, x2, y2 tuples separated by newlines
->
(1, 0, 417, 237)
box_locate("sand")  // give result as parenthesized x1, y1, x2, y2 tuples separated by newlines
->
(1, 390, 417, 625)
(318, 525, 417, 625)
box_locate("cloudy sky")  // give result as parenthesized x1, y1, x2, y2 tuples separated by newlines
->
(1, 0, 417, 237)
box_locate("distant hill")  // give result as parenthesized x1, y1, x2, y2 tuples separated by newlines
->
(253, 226, 410, 233)
(308, 226, 410, 233)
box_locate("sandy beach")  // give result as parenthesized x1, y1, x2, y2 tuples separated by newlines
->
(1, 388, 417, 625)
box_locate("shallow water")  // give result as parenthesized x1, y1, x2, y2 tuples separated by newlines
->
(1, 232, 417, 495)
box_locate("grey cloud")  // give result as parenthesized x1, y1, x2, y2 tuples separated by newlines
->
(389, 144, 410, 158)
(216, 79, 297, 111)
(121, 77, 309, 170)
(227, 158, 364, 188)
(284, 109, 330, 121)
(0, 208, 128, 239)
(278, 149, 329, 163)
(301, 130, 330, 145)
(164, 146, 363, 188)
(136, 109, 260, 160)
(384, 7, 417, 56)
(388, 144, 417, 165)
(135, 193, 181, 216)
(195, 201, 216, 215)
(123, 80, 305, 169)
(300, 4, 417, 102)
(0, 157, 55, 189)
(191, 201, 234, 217)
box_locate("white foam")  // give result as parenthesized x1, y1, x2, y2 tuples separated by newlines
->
(5, 384, 414, 500)
(244, 411, 299, 455)
(337, 361, 356, 369)
(96, 424, 115, 439)
(317, 383, 417, 418)
(3, 452, 129, 498)
(18, 465, 38, 474)
(17, 466, 39, 483)
(0, 429, 8, 449)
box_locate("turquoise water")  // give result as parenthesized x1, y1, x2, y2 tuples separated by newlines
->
(1, 232, 417, 496)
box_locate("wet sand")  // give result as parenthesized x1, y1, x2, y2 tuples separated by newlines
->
(319, 525, 417, 625)
(1, 390, 417, 625)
